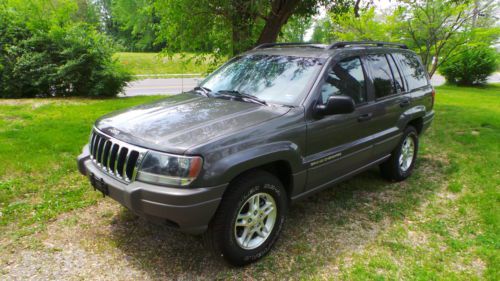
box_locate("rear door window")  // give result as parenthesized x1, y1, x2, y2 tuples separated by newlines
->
(320, 57, 367, 104)
(394, 53, 428, 91)
(365, 54, 394, 99)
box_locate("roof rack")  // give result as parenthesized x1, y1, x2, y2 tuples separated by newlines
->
(253, 42, 326, 50)
(328, 41, 408, 49)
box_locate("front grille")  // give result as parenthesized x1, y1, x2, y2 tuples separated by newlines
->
(89, 129, 146, 183)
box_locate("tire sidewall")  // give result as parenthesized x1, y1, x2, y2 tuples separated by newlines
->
(221, 176, 287, 265)
(396, 128, 419, 178)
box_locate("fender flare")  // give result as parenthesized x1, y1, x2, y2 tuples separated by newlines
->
(202, 141, 303, 186)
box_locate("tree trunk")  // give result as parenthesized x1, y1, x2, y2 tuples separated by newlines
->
(354, 0, 361, 18)
(429, 56, 438, 78)
(256, 0, 301, 45)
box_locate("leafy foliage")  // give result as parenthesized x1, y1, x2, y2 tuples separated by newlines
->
(329, 7, 392, 41)
(153, 0, 332, 56)
(104, 0, 163, 51)
(0, 0, 131, 98)
(315, 0, 499, 79)
(439, 45, 498, 85)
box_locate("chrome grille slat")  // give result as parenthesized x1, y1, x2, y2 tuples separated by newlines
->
(90, 133, 96, 156)
(114, 146, 123, 177)
(96, 137, 105, 166)
(89, 129, 147, 183)
(123, 149, 132, 181)
(100, 140, 109, 167)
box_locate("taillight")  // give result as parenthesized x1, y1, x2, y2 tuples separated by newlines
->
(431, 88, 436, 108)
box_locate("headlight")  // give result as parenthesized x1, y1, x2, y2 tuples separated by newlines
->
(136, 151, 203, 186)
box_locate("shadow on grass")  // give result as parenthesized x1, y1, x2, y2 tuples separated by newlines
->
(107, 155, 448, 279)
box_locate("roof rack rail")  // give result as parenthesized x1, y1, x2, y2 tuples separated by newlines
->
(253, 42, 326, 50)
(328, 41, 408, 49)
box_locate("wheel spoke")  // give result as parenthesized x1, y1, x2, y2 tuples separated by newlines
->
(255, 228, 266, 238)
(251, 194, 260, 211)
(238, 227, 249, 245)
(243, 229, 254, 247)
(261, 202, 274, 216)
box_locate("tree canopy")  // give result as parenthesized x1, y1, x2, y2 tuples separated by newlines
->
(313, 0, 499, 77)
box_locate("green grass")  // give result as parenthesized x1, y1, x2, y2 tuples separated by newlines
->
(0, 85, 499, 279)
(114, 52, 212, 76)
(0, 96, 168, 238)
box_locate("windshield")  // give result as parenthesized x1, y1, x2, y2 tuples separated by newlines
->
(200, 55, 324, 106)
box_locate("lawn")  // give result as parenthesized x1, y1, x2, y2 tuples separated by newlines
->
(0, 85, 498, 280)
(114, 52, 212, 77)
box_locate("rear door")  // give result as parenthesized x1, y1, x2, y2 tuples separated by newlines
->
(363, 53, 410, 159)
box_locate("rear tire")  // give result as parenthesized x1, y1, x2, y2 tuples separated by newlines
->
(204, 170, 287, 266)
(380, 126, 419, 181)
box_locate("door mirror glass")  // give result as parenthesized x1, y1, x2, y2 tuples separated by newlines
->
(316, 95, 355, 116)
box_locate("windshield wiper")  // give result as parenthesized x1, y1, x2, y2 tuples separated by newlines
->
(194, 86, 213, 97)
(215, 90, 267, 106)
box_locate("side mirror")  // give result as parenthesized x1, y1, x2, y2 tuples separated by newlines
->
(315, 95, 355, 116)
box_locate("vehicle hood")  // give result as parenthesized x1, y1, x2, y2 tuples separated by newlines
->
(95, 93, 290, 154)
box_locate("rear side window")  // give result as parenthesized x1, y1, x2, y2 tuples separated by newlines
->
(366, 54, 394, 99)
(320, 57, 366, 104)
(395, 53, 428, 91)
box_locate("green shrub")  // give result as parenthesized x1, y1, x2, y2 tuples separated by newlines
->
(0, 14, 131, 98)
(439, 45, 498, 86)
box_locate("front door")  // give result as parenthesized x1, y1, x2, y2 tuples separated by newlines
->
(305, 55, 377, 190)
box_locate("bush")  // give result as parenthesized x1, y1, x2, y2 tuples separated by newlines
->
(0, 15, 131, 98)
(439, 45, 498, 86)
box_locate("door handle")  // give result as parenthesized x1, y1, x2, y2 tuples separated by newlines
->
(400, 99, 411, 108)
(357, 113, 372, 122)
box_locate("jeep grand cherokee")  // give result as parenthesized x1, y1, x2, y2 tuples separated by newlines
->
(77, 41, 435, 265)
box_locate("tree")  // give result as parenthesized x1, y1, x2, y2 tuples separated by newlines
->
(311, 17, 335, 43)
(319, 0, 498, 78)
(154, 0, 339, 56)
(394, 0, 498, 77)
(278, 15, 313, 42)
(329, 7, 392, 41)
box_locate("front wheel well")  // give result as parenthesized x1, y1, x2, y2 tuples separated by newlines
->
(228, 160, 293, 199)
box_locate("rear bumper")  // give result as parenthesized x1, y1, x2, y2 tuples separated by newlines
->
(77, 145, 226, 235)
(422, 110, 434, 133)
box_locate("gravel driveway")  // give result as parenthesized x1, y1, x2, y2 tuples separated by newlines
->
(1, 156, 452, 280)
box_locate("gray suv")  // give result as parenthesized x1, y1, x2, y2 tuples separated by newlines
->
(77, 41, 435, 265)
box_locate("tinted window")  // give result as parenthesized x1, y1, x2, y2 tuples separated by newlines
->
(366, 55, 394, 98)
(388, 55, 404, 92)
(395, 53, 428, 91)
(201, 55, 323, 106)
(320, 57, 366, 104)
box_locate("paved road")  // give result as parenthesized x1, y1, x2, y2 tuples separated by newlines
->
(431, 72, 500, 86)
(120, 78, 200, 97)
(122, 73, 500, 97)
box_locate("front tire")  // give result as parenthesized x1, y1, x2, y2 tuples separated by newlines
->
(380, 126, 419, 181)
(204, 170, 287, 266)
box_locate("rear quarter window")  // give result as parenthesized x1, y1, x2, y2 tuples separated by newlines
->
(395, 53, 429, 91)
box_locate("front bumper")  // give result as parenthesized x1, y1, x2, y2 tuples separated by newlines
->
(77, 145, 227, 235)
